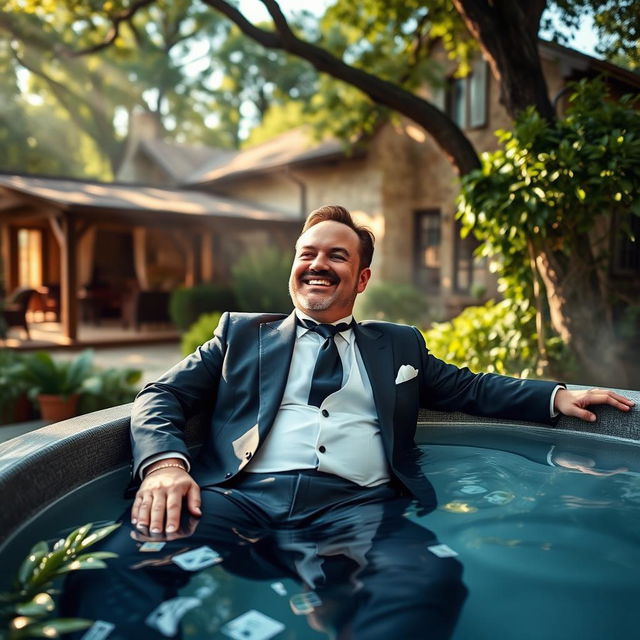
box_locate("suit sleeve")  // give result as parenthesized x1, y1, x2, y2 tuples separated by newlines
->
(413, 327, 559, 424)
(130, 312, 230, 478)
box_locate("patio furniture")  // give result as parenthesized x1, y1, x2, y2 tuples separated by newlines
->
(122, 290, 172, 331)
(1, 287, 36, 339)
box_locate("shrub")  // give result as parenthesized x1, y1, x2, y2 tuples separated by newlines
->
(231, 246, 293, 313)
(181, 312, 223, 355)
(169, 284, 237, 332)
(422, 298, 568, 378)
(356, 281, 428, 327)
(78, 366, 143, 414)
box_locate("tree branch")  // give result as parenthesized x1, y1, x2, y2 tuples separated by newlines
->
(65, 0, 157, 57)
(201, 0, 480, 174)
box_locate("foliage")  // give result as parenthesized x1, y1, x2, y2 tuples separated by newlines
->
(231, 246, 293, 314)
(422, 298, 570, 378)
(78, 367, 142, 414)
(0, 522, 120, 640)
(21, 350, 94, 400)
(0, 350, 28, 417)
(458, 78, 640, 298)
(169, 283, 237, 332)
(544, 0, 640, 69)
(356, 281, 429, 328)
(181, 311, 222, 355)
(17, 350, 142, 412)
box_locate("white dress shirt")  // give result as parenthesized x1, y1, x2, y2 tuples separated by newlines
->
(244, 311, 390, 486)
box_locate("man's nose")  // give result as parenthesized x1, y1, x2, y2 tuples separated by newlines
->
(309, 253, 329, 270)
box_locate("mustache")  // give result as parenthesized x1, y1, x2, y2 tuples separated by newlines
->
(301, 269, 339, 284)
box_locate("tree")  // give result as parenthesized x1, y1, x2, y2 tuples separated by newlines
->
(458, 80, 640, 384)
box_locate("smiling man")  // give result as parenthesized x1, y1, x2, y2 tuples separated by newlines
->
(64, 205, 634, 640)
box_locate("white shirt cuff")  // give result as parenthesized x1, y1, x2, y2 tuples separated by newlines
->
(139, 452, 190, 480)
(549, 385, 565, 418)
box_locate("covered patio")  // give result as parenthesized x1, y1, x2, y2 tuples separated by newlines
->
(0, 174, 300, 345)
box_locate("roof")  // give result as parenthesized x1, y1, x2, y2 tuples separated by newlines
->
(139, 139, 236, 182)
(539, 40, 640, 89)
(185, 128, 352, 186)
(0, 174, 296, 223)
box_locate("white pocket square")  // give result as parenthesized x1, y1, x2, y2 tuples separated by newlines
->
(395, 364, 418, 384)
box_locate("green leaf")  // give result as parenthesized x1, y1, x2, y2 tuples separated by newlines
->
(21, 618, 93, 637)
(77, 523, 121, 550)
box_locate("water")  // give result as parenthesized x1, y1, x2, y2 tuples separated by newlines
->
(2, 426, 639, 639)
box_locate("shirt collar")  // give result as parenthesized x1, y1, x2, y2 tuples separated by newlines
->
(294, 310, 354, 343)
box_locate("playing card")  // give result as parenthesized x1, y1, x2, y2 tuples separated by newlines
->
(221, 610, 285, 640)
(270, 582, 287, 596)
(139, 541, 166, 552)
(145, 597, 201, 637)
(289, 592, 322, 615)
(172, 545, 221, 571)
(427, 544, 459, 558)
(80, 621, 115, 640)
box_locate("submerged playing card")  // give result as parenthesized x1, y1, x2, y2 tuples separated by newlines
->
(427, 543, 459, 558)
(139, 541, 166, 552)
(172, 545, 221, 571)
(80, 621, 115, 640)
(145, 597, 201, 637)
(221, 610, 285, 640)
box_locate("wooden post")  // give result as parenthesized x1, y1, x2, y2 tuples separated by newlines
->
(59, 214, 78, 344)
(0, 223, 18, 294)
(201, 229, 214, 282)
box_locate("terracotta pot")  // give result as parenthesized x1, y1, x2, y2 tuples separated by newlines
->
(37, 393, 80, 423)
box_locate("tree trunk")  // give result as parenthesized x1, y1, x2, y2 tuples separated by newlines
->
(452, 0, 556, 122)
(533, 234, 628, 387)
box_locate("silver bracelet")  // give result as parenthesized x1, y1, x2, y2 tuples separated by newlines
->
(145, 462, 187, 477)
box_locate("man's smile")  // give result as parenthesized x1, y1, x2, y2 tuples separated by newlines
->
(301, 272, 338, 288)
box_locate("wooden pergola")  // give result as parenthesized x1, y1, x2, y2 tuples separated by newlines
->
(0, 175, 300, 343)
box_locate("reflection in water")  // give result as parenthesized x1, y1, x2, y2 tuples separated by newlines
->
(61, 470, 466, 640)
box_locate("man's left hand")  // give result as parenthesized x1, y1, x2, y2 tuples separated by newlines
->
(554, 388, 635, 422)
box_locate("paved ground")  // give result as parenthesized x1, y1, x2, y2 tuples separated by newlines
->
(0, 342, 183, 445)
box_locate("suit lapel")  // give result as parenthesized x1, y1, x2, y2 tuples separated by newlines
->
(258, 311, 297, 432)
(353, 322, 396, 452)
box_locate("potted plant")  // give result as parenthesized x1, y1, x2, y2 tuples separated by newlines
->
(78, 366, 142, 414)
(22, 350, 94, 422)
(0, 350, 31, 425)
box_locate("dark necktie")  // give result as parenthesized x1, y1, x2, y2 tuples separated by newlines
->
(301, 319, 352, 407)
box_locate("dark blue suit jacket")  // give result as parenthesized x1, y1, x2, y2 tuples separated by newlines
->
(130, 311, 558, 506)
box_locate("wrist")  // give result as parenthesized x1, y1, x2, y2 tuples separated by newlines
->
(145, 460, 188, 478)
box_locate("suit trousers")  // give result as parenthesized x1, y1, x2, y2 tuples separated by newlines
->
(61, 470, 467, 640)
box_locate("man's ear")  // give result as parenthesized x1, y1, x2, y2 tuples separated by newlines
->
(356, 268, 371, 294)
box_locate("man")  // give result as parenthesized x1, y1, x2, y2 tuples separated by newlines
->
(66, 205, 634, 639)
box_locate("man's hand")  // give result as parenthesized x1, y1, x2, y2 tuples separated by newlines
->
(131, 458, 202, 534)
(554, 387, 635, 422)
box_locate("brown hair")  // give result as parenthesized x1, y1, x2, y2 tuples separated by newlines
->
(301, 205, 375, 268)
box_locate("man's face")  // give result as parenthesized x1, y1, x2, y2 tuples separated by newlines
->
(289, 220, 371, 323)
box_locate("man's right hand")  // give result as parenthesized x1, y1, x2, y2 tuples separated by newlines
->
(131, 458, 202, 534)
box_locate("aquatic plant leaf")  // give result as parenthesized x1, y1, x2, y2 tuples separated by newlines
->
(55, 558, 108, 573)
(15, 593, 54, 617)
(77, 523, 121, 550)
(21, 617, 93, 637)
(66, 524, 93, 551)
(16, 543, 49, 587)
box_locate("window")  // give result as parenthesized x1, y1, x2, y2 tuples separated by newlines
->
(446, 59, 488, 130)
(17, 228, 42, 288)
(453, 222, 483, 293)
(414, 210, 441, 292)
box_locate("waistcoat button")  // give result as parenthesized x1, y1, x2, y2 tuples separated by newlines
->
(318, 445, 326, 453)
(321, 409, 329, 417)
